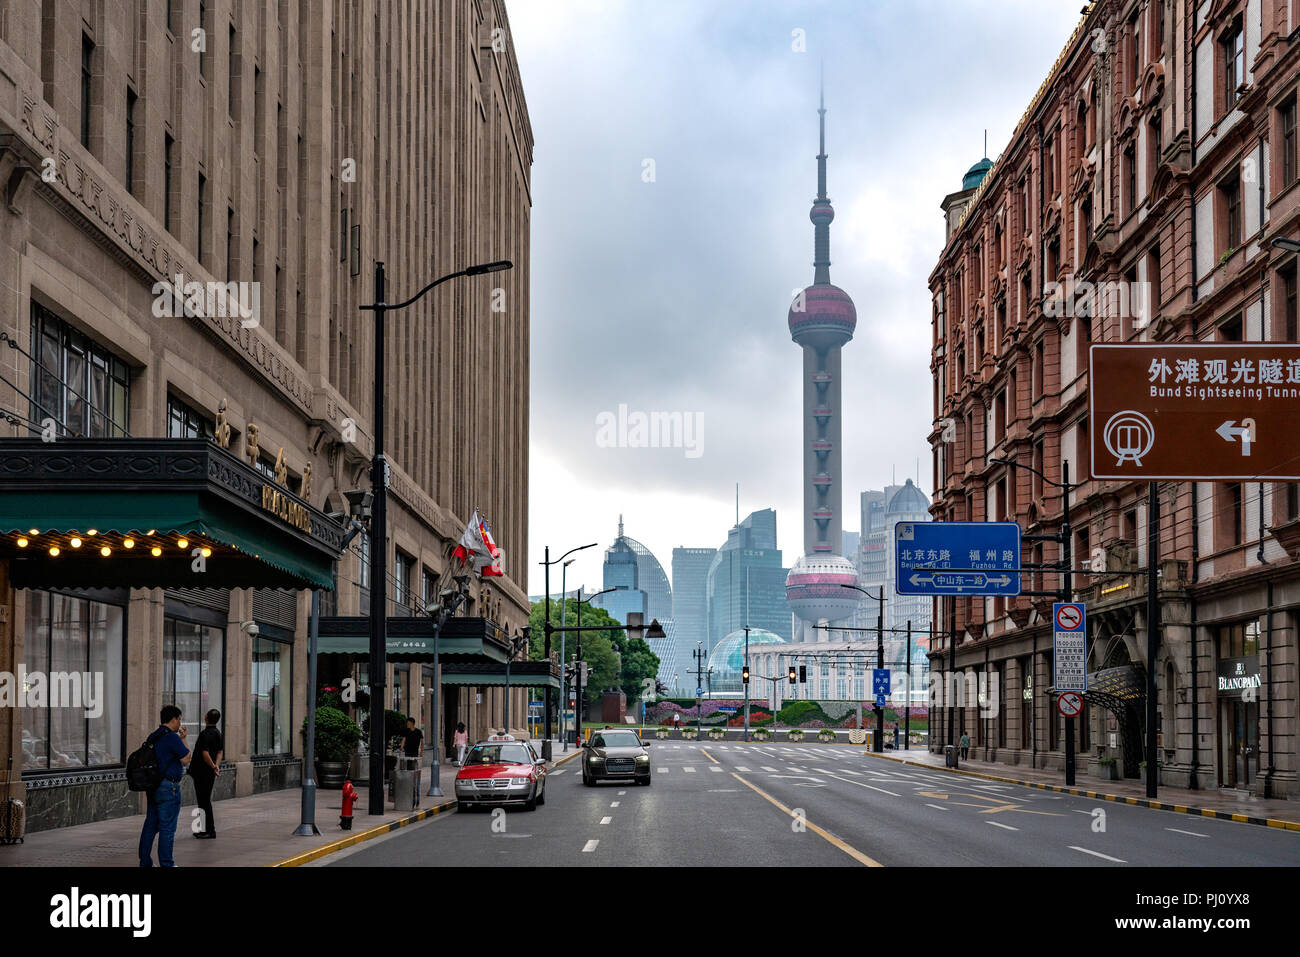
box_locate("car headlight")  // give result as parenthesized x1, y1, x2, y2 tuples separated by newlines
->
(587, 754, 602, 763)
(636, 753, 650, 762)
(509, 777, 532, 788)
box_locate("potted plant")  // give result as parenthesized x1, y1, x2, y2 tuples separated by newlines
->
(786, 728, 805, 742)
(681, 727, 699, 740)
(752, 727, 771, 741)
(1095, 756, 1120, 781)
(655, 727, 671, 739)
(304, 706, 362, 789)
(708, 727, 726, 740)
(818, 728, 837, 742)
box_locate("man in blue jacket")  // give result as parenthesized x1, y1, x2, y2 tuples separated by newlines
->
(139, 705, 191, 867)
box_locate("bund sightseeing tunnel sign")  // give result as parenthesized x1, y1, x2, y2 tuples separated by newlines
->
(1089, 344, 1300, 480)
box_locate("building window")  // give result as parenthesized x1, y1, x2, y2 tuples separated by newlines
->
(1222, 173, 1242, 251)
(228, 25, 238, 117)
(81, 34, 94, 150)
(1220, 313, 1244, 341)
(1284, 265, 1298, 341)
(393, 551, 415, 616)
(1223, 20, 1245, 113)
(167, 0, 177, 34)
(1227, 482, 1244, 545)
(1130, 12, 1141, 91)
(226, 207, 235, 282)
(819, 679, 829, 699)
(30, 303, 130, 438)
(251, 634, 291, 754)
(163, 133, 174, 231)
(1125, 144, 1137, 214)
(166, 395, 213, 439)
(125, 88, 137, 194)
(1283, 97, 1298, 189)
(359, 533, 371, 609)
(422, 569, 440, 615)
(22, 590, 125, 769)
(197, 173, 207, 266)
(163, 617, 225, 740)
(199, 0, 210, 79)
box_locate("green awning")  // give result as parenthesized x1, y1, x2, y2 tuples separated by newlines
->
(0, 439, 346, 590)
(315, 616, 511, 663)
(443, 661, 561, 689)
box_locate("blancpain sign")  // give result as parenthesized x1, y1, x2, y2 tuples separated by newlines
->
(1216, 658, 1261, 697)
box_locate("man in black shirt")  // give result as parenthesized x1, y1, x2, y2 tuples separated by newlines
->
(401, 717, 424, 759)
(188, 709, 224, 839)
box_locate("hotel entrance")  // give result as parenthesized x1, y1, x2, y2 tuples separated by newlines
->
(1215, 620, 1261, 790)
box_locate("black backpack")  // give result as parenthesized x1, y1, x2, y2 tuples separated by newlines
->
(126, 729, 166, 792)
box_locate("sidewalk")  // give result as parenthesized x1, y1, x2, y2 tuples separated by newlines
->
(2, 739, 576, 867)
(866, 747, 1300, 830)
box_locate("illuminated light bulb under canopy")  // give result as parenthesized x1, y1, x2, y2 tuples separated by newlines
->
(150, 546, 162, 557)
(49, 546, 60, 557)
(16, 537, 28, 548)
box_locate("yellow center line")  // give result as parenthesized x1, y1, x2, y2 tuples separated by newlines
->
(729, 771, 882, 867)
(697, 747, 720, 764)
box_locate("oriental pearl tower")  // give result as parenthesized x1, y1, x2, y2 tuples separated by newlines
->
(784, 81, 861, 643)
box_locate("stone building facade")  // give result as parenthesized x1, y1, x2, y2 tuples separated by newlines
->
(928, 0, 1297, 800)
(0, 0, 533, 830)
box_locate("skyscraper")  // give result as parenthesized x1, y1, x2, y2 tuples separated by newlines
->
(784, 80, 861, 641)
(593, 516, 673, 625)
(707, 508, 791, 650)
(670, 546, 716, 689)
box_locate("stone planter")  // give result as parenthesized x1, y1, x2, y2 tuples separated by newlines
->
(817, 731, 837, 743)
(1095, 762, 1120, 781)
(655, 729, 670, 739)
(315, 760, 348, 790)
(786, 730, 805, 742)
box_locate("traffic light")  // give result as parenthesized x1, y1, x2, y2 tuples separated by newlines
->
(799, 665, 807, 684)
(788, 666, 796, 685)
(742, 665, 750, 686)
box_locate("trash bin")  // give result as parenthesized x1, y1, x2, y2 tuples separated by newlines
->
(945, 745, 959, 768)
(392, 756, 420, 811)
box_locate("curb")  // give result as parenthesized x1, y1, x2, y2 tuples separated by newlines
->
(862, 750, 1300, 832)
(271, 747, 586, 867)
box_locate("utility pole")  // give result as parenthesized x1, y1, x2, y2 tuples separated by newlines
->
(1061, 460, 1074, 787)
(693, 642, 705, 733)
(1145, 480, 1159, 800)
(905, 620, 912, 751)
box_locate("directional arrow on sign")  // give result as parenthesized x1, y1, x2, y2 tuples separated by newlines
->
(1216, 420, 1252, 456)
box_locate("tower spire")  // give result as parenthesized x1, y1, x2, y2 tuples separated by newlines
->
(811, 70, 834, 285)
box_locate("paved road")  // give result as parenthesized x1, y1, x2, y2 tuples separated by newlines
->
(327, 742, 1300, 867)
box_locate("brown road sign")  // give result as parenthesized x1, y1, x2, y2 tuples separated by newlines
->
(1089, 344, 1300, 480)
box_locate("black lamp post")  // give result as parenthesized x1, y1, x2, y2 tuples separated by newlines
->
(359, 258, 512, 814)
(568, 586, 614, 743)
(990, 455, 1080, 785)
(841, 583, 886, 751)
(541, 543, 597, 759)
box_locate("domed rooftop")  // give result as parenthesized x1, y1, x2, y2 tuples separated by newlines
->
(887, 478, 931, 514)
(785, 553, 860, 626)
(963, 156, 993, 191)
(707, 628, 786, 695)
(788, 283, 857, 347)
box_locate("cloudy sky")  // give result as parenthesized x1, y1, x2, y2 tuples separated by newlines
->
(509, 0, 1084, 596)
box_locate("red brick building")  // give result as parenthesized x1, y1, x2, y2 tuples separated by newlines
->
(928, 0, 1298, 799)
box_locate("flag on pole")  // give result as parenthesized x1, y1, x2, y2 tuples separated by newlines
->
(452, 508, 504, 577)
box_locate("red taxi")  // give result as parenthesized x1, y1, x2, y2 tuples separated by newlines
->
(454, 734, 547, 811)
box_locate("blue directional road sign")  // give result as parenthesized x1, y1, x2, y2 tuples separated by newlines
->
(894, 521, 1021, 596)
(872, 669, 891, 696)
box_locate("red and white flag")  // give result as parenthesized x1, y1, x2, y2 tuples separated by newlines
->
(452, 509, 504, 577)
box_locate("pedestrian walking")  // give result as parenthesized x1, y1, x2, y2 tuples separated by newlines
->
(401, 716, 424, 758)
(453, 722, 468, 765)
(188, 709, 223, 840)
(138, 705, 191, 867)
(959, 731, 970, 760)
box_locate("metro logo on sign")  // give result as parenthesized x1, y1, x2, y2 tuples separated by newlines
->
(1089, 344, 1300, 480)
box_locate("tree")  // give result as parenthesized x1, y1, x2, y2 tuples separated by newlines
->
(527, 599, 624, 707)
(618, 634, 661, 702)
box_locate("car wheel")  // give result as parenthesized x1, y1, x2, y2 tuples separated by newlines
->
(582, 770, 593, 787)
(524, 786, 538, 811)
(537, 782, 546, 806)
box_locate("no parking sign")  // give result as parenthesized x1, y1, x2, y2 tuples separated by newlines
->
(1053, 602, 1087, 693)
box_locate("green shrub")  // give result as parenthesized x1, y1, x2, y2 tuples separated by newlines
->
(303, 706, 361, 761)
(317, 690, 345, 712)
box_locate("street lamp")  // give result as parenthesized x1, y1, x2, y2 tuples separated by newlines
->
(541, 543, 597, 758)
(569, 585, 614, 744)
(1270, 237, 1300, 253)
(990, 455, 1083, 785)
(841, 583, 886, 752)
(359, 257, 512, 815)
(559, 558, 576, 752)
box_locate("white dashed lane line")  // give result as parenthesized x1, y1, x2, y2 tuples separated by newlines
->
(987, 821, 1019, 831)
(583, 840, 599, 852)
(610, 801, 620, 807)
(761, 766, 779, 772)
(709, 766, 723, 772)
(925, 804, 949, 811)
(1166, 827, 1209, 838)
(600, 817, 612, 825)
(1069, 846, 1126, 863)
(683, 766, 696, 773)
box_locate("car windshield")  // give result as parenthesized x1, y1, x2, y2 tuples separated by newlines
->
(594, 731, 642, 748)
(466, 744, 532, 765)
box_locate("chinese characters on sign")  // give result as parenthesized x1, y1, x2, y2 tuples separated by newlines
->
(1090, 344, 1300, 480)
(894, 522, 1021, 596)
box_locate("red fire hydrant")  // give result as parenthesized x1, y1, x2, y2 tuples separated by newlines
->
(340, 779, 357, 830)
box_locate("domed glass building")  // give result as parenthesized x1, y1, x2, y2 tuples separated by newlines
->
(705, 628, 786, 695)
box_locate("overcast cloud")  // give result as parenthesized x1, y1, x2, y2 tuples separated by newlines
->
(508, 0, 1084, 595)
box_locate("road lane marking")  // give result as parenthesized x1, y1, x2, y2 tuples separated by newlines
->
(698, 748, 720, 764)
(1069, 846, 1126, 863)
(656, 767, 668, 773)
(761, 766, 779, 772)
(583, 840, 599, 852)
(729, 772, 882, 867)
(1071, 809, 1093, 816)
(987, 821, 1019, 831)
(683, 766, 697, 772)
(709, 766, 723, 772)
(1165, 827, 1209, 838)
(610, 801, 620, 807)
(549, 769, 566, 776)
(736, 766, 751, 772)
(618, 790, 627, 795)
(925, 804, 949, 811)
(823, 773, 899, 796)
(600, 816, 612, 825)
